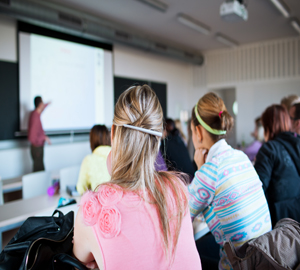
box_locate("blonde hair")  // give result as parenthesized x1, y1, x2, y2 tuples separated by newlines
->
(109, 85, 188, 261)
(192, 92, 234, 142)
(281, 95, 300, 111)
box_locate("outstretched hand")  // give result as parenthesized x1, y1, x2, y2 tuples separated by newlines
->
(45, 136, 51, 145)
(194, 148, 208, 170)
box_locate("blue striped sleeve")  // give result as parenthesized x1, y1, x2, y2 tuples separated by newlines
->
(188, 163, 218, 219)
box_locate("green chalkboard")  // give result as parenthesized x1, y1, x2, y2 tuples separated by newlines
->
(0, 61, 19, 140)
(114, 76, 167, 118)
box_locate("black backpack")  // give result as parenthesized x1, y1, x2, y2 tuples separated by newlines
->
(0, 210, 87, 270)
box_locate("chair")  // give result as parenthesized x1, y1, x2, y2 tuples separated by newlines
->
(22, 171, 51, 199)
(0, 177, 3, 205)
(59, 165, 80, 193)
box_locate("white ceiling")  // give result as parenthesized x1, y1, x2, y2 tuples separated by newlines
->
(46, 0, 300, 53)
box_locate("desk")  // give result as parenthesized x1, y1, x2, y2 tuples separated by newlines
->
(0, 193, 79, 249)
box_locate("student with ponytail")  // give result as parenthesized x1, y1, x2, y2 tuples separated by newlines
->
(73, 85, 201, 270)
(189, 92, 271, 270)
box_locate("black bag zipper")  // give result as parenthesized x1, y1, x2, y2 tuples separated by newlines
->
(25, 227, 74, 270)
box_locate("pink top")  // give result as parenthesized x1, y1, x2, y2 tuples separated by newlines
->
(81, 184, 201, 270)
(28, 110, 45, 146)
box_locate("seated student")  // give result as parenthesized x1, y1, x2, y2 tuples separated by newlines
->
(161, 118, 195, 180)
(243, 117, 264, 162)
(73, 85, 201, 270)
(76, 125, 111, 195)
(289, 102, 300, 135)
(188, 92, 271, 270)
(255, 104, 300, 226)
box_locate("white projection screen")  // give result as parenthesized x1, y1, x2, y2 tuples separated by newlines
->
(19, 23, 113, 132)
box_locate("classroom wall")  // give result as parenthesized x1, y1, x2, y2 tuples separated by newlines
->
(207, 79, 300, 145)
(203, 36, 300, 145)
(114, 44, 205, 117)
(236, 78, 300, 144)
(0, 16, 16, 62)
(0, 15, 204, 179)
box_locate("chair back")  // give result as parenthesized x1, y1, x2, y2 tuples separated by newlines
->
(22, 171, 51, 199)
(59, 165, 80, 193)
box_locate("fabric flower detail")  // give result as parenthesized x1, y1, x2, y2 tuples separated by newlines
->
(98, 206, 121, 238)
(81, 191, 102, 226)
(98, 184, 123, 206)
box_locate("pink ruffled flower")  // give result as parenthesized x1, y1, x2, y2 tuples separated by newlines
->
(81, 191, 102, 226)
(98, 184, 123, 206)
(98, 206, 121, 238)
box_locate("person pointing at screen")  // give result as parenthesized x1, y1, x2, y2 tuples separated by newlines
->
(28, 96, 51, 172)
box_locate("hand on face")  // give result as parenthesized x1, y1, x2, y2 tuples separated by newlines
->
(194, 148, 208, 170)
(191, 122, 208, 169)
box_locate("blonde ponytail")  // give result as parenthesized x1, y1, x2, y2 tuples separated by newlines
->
(105, 85, 188, 261)
(192, 92, 234, 142)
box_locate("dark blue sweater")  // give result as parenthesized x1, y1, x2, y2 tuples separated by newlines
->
(255, 132, 300, 226)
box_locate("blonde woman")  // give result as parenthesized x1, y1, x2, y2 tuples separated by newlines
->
(73, 85, 201, 270)
(189, 92, 271, 270)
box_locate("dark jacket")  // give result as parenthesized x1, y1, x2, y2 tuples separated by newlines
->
(224, 218, 300, 270)
(160, 129, 195, 179)
(254, 132, 300, 226)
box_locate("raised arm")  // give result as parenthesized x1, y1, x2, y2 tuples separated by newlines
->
(41, 101, 51, 113)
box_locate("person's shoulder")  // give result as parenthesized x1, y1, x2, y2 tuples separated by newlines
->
(255, 141, 280, 163)
(81, 153, 95, 167)
(261, 140, 280, 152)
(29, 109, 38, 119)
(93, 146, 111, 157)
(83, 153, 94, 161)
(210, 147, 233, 165)
(81, 186, 123, 238)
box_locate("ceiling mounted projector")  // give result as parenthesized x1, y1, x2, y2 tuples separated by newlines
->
(220, 0, 248, 21)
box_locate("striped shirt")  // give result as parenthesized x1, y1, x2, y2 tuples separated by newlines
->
(188, 139, 271, 270)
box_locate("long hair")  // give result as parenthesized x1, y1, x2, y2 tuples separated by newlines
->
(109, 85, 188, 261)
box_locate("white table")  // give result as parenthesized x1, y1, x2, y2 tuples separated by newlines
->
(0, 193, 80, 249)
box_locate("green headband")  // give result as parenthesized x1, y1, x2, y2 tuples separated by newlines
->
(194, 105, 227, 135)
